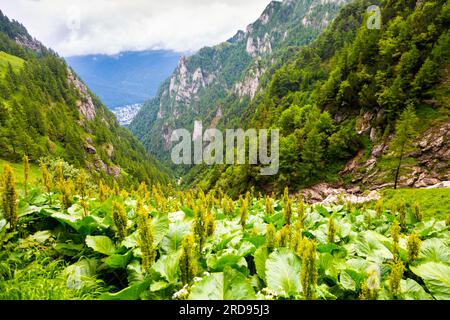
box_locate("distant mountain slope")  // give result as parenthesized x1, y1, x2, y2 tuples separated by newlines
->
(65, 50, 181, 108)
(113, 103, 143, 126)
(0, 10, 171, 186)
(130, 0, 349, 165)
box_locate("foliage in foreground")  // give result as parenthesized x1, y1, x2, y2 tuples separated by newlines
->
(0, 164, 449, 300)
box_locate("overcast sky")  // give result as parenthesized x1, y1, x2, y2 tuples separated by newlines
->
(1, 0, 273, 57)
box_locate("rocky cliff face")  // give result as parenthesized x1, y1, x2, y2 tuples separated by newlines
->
(130, 0, 348, 161)
(14, 34, 44, 52)
(342, 118, 450, 191)
(68, 70, 97, 121)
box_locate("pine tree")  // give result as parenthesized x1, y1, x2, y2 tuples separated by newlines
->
(389, 105, 419, 189)
(301, 128, 324, 182)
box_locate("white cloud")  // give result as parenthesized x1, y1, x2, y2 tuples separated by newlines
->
(1, 0, 273, 56)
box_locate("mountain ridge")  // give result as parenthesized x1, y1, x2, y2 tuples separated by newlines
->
(130, 0, 349, 164)
(131, 0, 449, 196)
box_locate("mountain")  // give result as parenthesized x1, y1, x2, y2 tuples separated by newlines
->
(65, 50, 181, 108)
(131, 0, 449, 196)
(0, 10, 171, 186)
(130, 0, 350, 164)
(113, 103, 143, 126)
(186, 0, 450, 195)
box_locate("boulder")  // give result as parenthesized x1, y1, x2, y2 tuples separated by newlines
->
(84, 143, 97, 154)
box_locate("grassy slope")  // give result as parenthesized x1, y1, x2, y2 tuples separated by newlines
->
(0, 159, 41, 189)
(0, 51, 24, 76)
(380, 188, 450, 219)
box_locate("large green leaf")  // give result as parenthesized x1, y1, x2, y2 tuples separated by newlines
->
(410, 262, 450, 300)
(317, 243, 347, 257)
(53, 243, 85, 256)
(63, 258, 98, 290)
(152, 252, 180, 283)
(354, 231, 393, 262)
(152, 214, 169, 246)
(51, 212, 102, 235)
(265, 248, 301, 297)
(254, 246, 269, 282)
(104, 252, 132, 268)
(207, 252, 246, 272)
(400, 279, 432, 300)
(340, 270, 357, 291)
(223, 267, 256, 300)
(419, 238, 450, 264)
(86, 235, 117, 255)
(161, 220, 191, 254)
(416, 219, 447, 238)
(100, 279, 151, 300)
(122, 231, 139, 249)
(189, 267, 255, 300)
(127, 260, 145, 285)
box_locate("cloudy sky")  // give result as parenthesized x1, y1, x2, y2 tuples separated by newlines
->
(1, 0, 273, 57)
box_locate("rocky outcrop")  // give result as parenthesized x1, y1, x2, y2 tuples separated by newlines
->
(84, 142, 97, 155)
(104, 143, 114, 159)
(68, 70, 96, 121)
(415, 122, 450, 178)
(356, 112, 374, 135)
(234, 62, 265, 98)
(169, 57, 206, 104)
(246, 33, 272, 56)
(15, 34, 43, 52)
(107, 165, 121, 178)
(342, 121, 449, 190)
(298, 183, 381, 204)
(87, 157, 121, 179)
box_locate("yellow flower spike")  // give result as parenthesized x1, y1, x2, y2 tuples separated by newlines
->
(1, 165, 18, 230)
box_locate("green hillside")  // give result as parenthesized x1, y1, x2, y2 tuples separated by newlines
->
(0, 10, 171, 188)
